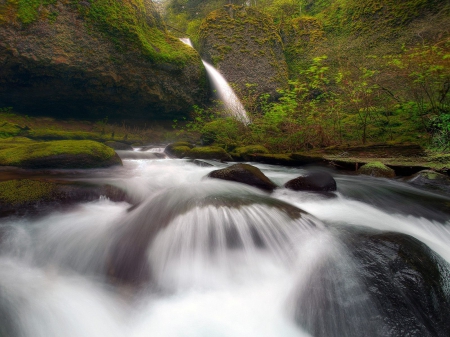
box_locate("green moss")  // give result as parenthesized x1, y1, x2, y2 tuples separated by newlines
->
(0, 122, 23, 138)
(0, 140, 116, 166)
(79, 0, 197, 66)
(233, 145, 269, 156)
(0, 179, 55, 204)
(26, 129, 101, 141)
(358, 161, 396, 178)
(187, 146, 231, 160)
(171, 145, 191, 157)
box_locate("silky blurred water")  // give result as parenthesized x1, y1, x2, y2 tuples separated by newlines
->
(1, 154, 449, 337)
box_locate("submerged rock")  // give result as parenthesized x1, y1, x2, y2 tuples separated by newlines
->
(0, 0, 208, 119)
(208, 163, 277, 191)
(107, 181, 313, 286)
(293, 227, 450, 337)
(357, 161, 395, 178)
(285, 171, 337, 192)
(0, 140, 122, 169)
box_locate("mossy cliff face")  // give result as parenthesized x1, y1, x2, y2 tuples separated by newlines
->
(0, 0, 208, 120)
(198, 5, 288, 99)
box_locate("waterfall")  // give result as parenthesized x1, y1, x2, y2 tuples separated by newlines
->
(180, 38, 250, 124)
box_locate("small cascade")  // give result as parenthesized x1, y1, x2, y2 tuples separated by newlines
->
(180, 38, 250, 124)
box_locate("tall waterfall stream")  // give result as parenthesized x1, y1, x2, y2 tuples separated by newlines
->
(180, 38, 250, 124)
(1, 150, 450, 337)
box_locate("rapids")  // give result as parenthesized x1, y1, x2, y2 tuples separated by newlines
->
(1, 152, 450, 337)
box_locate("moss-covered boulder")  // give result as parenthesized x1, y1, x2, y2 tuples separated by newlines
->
(407, 170, 450, 194)
(198, 5, 288, 99)
(0, 0, 208, 119)
(285, 171, 337, 192)
(0, 122, 27, 138)
(357, 161, 396, 178)
(164, 142, 194, 158)
(0, 179, 130, 217)
(208, 163, 277, 191)
(186, 146, 232, 161)
(231, 145, 269, 160)
(0, 140, 121, 169)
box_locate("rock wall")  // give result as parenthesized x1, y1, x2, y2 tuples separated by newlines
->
(0, 0, 208, 120)
(198, 5, 288, 99)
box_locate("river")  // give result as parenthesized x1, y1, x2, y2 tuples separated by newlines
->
(1, 151, 450, 337)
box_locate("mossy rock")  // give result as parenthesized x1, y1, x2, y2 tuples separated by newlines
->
(0, 122, 26, 138)
(357, 161, 396, 178)
(207, 163, 277, 191)
(0, 140, 122, 169)
(0, 179, 130, 217)
(407, 170, 450, 194)
(231, 145, 269, 160)
(26, 129, 101, 141)
(164, 142, 194, 158)
(0, 137, 33, 150)
(186, 146, 232, 161)
(0, 179, 56, 205)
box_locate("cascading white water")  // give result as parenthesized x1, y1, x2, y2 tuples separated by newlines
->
(180, 38, 250, 124)
(1, 155, 450, 337)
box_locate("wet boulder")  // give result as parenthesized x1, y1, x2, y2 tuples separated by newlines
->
(186, 146, 232, 161)
(107, 181, 312, 286)
(293, 227, 450, 337)
(207, 163, 277, 191)
(285, 171, 336, 192)
(357, 161, 395, 178)
(0, 179, 130, 218)
(164, 142, 194, 158)
(407, 170, 450, 194)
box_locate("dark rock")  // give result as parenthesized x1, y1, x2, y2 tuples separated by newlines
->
(293, 227, 450, 337)
(199, 5, 288, 100)
(285, 171, 337, 192)
(104, 141, 133, 151)
(407, 170, 450, 194)
(208, 163, 277, 191)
